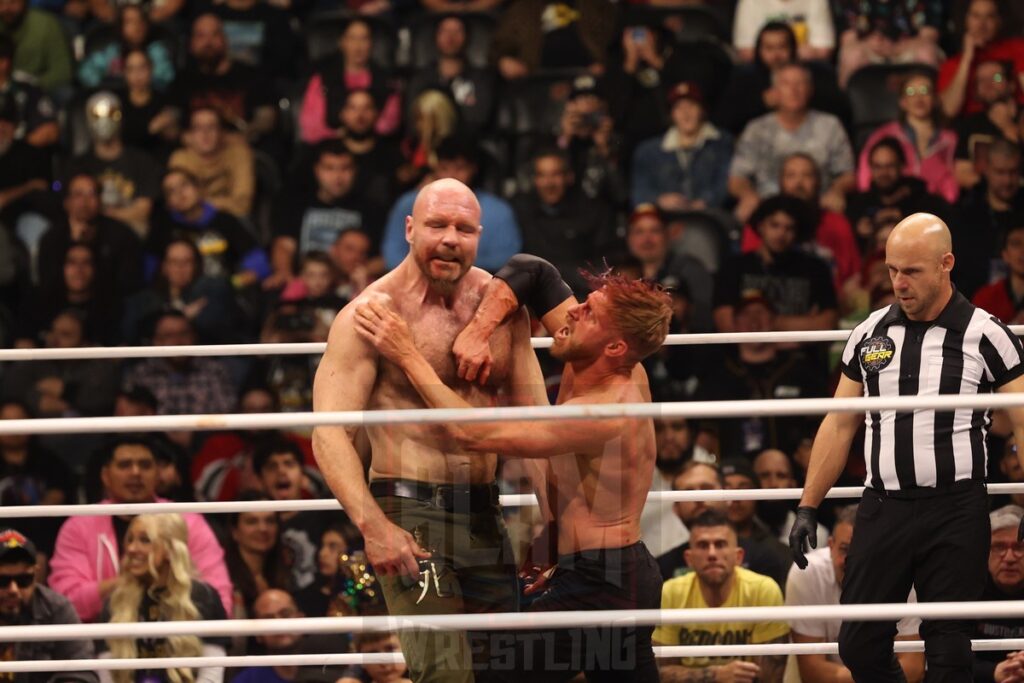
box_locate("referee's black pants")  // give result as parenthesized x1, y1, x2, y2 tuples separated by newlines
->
(838, 482, 990, 682)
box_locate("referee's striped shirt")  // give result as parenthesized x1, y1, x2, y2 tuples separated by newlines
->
(841, 290, 1024, 491)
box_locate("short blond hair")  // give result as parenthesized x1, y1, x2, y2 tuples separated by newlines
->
(584, 271, 673, 363)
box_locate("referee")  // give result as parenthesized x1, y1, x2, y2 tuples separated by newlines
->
(790, 213, 1024, 682)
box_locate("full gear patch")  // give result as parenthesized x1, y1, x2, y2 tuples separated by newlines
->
(859, 335, 896, 374)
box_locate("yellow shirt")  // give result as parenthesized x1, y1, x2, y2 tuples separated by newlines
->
(653, 566, 790, 668)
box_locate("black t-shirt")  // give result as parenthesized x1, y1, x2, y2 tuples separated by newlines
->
(955, 111, 1004, 163)
(168, 61, 274, 124)
(119, 89, 170, 154)
(66, 147, 161, 208)
(0, 140, 48, 191)
(99, 580, 228, 682)
(148, 207, 259, 278)
(713, 249, 837, 316)
(203, 1, 297, 78)
(973, 577, 1024, 680)
(349, 138, 404, 210)
(539, 1, 592, 68)
(271, 191, 384, 255)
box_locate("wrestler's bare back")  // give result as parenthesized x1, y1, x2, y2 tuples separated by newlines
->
(359, 268, 515, 485)
(544, 368, 658, 555)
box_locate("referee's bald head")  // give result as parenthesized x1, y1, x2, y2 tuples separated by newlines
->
(888, 212, 953, 259)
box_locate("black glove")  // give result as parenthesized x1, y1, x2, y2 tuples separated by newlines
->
(789, 506, 819, 570)
(1018, 514, 1024, 543)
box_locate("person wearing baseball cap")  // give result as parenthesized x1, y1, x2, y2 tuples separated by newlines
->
(0, 528, 97, 681)
(973, 506, 1024, 681)
(631, 79, 734, 211)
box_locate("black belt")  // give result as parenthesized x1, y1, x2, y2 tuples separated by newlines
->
(369, 479, 500, 512)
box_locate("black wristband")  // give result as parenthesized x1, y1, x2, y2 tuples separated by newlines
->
(494, 254, 574, 318)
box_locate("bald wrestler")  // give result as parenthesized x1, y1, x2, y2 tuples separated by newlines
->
(312, 180, 563, 683)
(790, 213, 1024, 682)
(354, 267, 673, 683)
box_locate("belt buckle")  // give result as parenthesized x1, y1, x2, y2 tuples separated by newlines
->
(433, 486, 451, 510)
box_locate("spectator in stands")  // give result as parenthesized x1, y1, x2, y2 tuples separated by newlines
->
(37, 173, 143, 300)
(254, 438, 329, 592)
(293, 521, 359, 618)
(397, 89, 458, 189)
(716, 22, 850, 138)
(407, 15, 495, 137)
(329, 228, 372, 303)
(68, 91, 160, 237)
(714, 195, 837, 332)
(234, 588, 351, 681)
(168, 106, 254, 219)
(381, 136, 521, 272)
(513, 146, 615, 295)
(272, 141, 386, 271)
(631, 81, 733, 211)
(3, 308, 120, 416)
(122, 310, 237, 415)
(733, 0, 834, 63)
(719, 459, 793, 591)
(625, 203, 713, 331)
(262, 252, 344, 345)
(336, 89, 402, 211)
(995, 439, 1024, 509)
(190, 387, 320, 503)
(19, 244, 125, 346)
(833, 0, 943, 87)
(0, 402, 75, 554)
(89, 0, 182, 23)
(221, 493, 291, 618)
(846, 137, 950, 251)
(659, 461, 726, 579)
(556, 74, 625, 204)
(150, 168, 268, 285)
(784, 504, 924, 683)
(743, 153, 862, 296)
(340, 632, 412, 683)
(207, 0, 296, 80)
(0, 93, 48, 230)
(170, 14, 277, 148)
(954, 138, 1024, 298)
(698, 291, 827, 455)
(49, 437, 233, 622)
(77, 6, 174, 90)
(974, 505, 1024, 681)
(954, 59, 1020, 189)
(97, 513, 228, 681)
(654, 509, 789, 682)
(0, 34, 56, 147)
(122, 238, 243, 345)
(300, 18, 400, 144)
(0, 528, 97, 681)
(857, 71, 959, 204)
(604, 24, 675, 155)
(117, 49, 177, 155)
(753, 449, 829, 546)
(729, 63, 854, 222)
(939, 0, 1024, 118)
(491, 0, 617, 79)
(642, 282, 709, 402)
(973, 223, 1024, 323)
(0, 0, 72, 95)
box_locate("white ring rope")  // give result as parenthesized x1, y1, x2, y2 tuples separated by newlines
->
(3, 602, 1023, 643)
(2, 392, 1024, 436)
(4, 483, 1024, 518)
(0, 329, 879, 362)
(3, 640, 1024, 674)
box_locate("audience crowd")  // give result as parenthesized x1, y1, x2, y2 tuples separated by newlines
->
(1, 0, 1024, 680)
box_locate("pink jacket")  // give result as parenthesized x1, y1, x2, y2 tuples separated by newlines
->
(48, 498, 233, 622)
(856, 121, 959, 203)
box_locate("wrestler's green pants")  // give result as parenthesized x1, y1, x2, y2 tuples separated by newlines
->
(374, 493, 519, 683)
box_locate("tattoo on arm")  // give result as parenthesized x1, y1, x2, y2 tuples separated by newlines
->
(757, 635, 790, 683)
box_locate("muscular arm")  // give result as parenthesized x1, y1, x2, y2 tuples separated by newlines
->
(755, 635, 788, 683)
(312, 298, 426, 576)
(793, 632, 855, 683)
(798, 374, 865, 509)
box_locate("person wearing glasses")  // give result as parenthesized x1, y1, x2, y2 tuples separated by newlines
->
(857, 70, 959, 204)
(973, 505, 1024, 682)
(0, 527, 98, 682)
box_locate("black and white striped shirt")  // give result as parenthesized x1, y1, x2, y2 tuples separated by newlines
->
(841, 291, 1024, 491)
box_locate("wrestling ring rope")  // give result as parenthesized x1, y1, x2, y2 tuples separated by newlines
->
(3, 328, 1024, 672)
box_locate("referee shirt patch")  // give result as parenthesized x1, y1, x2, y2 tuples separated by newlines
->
(859, 335, 896, 374)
